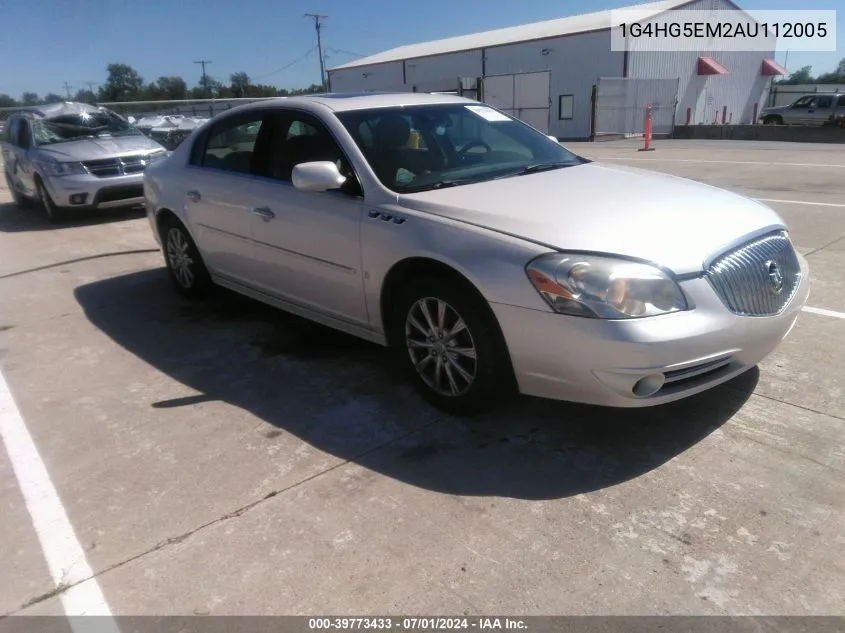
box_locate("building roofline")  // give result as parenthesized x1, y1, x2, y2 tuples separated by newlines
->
(328, 0, 752, 73)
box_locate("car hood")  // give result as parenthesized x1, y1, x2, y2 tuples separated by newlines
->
(35, 135, 164, 161)
(761, 105, 791, 114)
(398, 162, 786, 275)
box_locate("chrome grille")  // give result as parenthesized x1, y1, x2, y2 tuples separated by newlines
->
(705, 231, 801, 316)
(82, 155, 149, 178)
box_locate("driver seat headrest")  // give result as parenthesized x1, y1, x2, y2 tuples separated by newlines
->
(373, 115, 411, 149)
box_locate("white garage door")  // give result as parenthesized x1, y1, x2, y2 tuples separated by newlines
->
(482, 71, 551, 133)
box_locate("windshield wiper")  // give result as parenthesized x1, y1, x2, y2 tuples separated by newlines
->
(407, 178, 476, 192)
(514, 162, 574, 175)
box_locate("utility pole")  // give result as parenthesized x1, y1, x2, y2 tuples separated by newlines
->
(62, 81, 72, 99)
(83, 82, 97, 103)
(304, 13, 328, 90)
(194, 59, 213, 87)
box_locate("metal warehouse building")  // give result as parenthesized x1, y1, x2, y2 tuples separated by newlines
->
(326, 0, 788, 139)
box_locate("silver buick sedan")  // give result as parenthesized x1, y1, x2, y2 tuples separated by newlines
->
(143, 92, 809, 414)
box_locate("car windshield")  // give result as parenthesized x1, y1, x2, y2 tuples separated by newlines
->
(336, 103, 587, 193)
(32, 110, 143, 146)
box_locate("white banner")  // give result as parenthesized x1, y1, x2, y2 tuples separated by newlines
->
(610, 9, 837, 52)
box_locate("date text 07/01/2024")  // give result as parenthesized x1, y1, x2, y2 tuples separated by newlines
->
(620, 21, 828, 38)
(308, 617, 528, 630)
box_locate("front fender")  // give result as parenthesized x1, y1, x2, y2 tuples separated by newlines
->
(361, 205, 553, 334)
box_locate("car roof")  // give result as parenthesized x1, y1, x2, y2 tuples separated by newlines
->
(17, 101, 106, 119)
(233, 91, 477, 114)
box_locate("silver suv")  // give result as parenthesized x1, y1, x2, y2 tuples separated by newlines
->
(759, 93, 845, 126)
(1, 102, 167, 222)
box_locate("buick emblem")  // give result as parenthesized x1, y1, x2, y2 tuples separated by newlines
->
(765, 260, 784, 295)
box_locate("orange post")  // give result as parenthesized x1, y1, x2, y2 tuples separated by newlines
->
(639, 103, 655, 152)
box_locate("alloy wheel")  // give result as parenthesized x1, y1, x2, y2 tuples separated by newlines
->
(166, 227, 196, 289)
(404, 297, 477, 397)
(38, 183, 58, 220)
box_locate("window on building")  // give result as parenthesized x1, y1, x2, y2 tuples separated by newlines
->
(559, 95, 574, 120)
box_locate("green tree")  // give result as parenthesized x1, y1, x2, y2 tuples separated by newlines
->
(0, 94, 20, 107)
(99, 63, 144, 102)
(74, 89, 97, 104)
(192, 76, 224, 99)
(43, 92, 64, 104)
(778, 65, 814, 85)
(154, 76, 187, 100)
(816, 57, 845, 84)
(22, 92, 40, 106)
(288, 83, 325, 95)
(230, 72, 251, 97)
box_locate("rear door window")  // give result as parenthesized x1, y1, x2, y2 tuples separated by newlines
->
(194, 113, 264, 174)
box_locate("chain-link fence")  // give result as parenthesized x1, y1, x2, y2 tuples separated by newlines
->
(593, 77, 680, 137)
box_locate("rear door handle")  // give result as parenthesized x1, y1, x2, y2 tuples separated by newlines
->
(186, 190, 201, 202)
(252, 206, 275, 221)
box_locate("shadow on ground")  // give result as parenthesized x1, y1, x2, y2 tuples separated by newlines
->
(0, 201, 144, 232)
(74, 268, 758, 500)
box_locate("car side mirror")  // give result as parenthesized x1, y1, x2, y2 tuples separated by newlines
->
(292, 161, 347, 192)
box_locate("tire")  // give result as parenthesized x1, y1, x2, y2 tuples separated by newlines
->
(4, 170, 29, 209)
(35, 178, 63, 223)
(763, 115, 783, 125)
(160, 216, 213, 299)
(390, 275, 515, 416)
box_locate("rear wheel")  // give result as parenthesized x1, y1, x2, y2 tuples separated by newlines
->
(160, 216, 213, 299)
(391, 276, 515, 415)
(35, 178, 63, 223)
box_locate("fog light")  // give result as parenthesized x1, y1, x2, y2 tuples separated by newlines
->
(70, 193, 88, 205)
(632, 373, 665, 398)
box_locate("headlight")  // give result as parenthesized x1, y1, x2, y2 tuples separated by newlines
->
(38, 159, 87, 177)
(146, 150, 168, 163)
(526, 253, 688, 319)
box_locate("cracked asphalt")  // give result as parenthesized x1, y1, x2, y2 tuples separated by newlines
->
(0, 140, 843, 616)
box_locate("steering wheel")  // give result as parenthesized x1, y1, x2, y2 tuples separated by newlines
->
(458, 140, 492, 159)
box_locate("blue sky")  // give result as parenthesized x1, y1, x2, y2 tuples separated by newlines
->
(0, 0, 841, 99)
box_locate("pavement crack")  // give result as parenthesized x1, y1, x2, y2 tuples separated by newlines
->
(751, 391, 845, 422)
(6, 582, 70, 616)
(0, 249, 159, 281)
(804, 234, 845, 257)
(33, 414, 450, 592)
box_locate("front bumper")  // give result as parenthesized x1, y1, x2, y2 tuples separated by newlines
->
(41, 171, 145, 210)
(492, 254, 810, 407)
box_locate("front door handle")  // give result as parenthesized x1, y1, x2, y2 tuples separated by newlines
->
(186, 190, 201, 202)
(252, 206, 275, 221)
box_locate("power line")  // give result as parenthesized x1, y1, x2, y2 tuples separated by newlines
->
(304, 13, 328, 89)
(326, 47, 368, 59)
(193, 59, 213, 85)
(252, 47, 317, 81)
(62, 81, 72, 99)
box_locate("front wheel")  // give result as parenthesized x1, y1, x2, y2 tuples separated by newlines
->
(391, 276, 515, 415)
(36, 179, 63, 223)
(160, 216, 213, 299)
(763, 115, 783, 125)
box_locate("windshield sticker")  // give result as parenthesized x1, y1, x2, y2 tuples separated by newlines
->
(464, 105, 511, 122)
